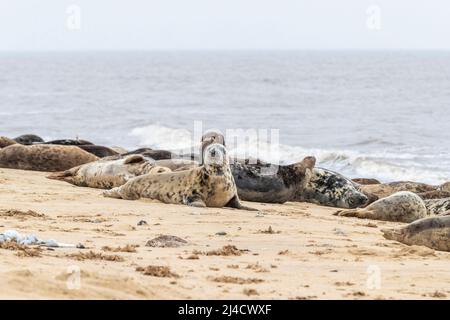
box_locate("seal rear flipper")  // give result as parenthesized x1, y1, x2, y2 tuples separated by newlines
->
(334, 208, 370, 219)
(46, 170, 75, 184)
(225, 195, 258, 211)
(184, 196, 207, 208)
(103, 187, 124, 199)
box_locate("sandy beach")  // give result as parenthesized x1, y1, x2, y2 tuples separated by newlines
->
(0, 167, 448, 300)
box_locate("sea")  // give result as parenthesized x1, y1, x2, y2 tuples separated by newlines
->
(1, 51, 449, 184)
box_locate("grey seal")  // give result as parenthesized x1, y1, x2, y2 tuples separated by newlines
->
(382, 215, 450, 252)
(295, 168, 369, 208)
(335, 191, 428, 223)
(103, 143, 256, 210)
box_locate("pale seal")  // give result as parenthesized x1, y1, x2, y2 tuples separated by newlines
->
(382, 215, 450, 252)
(295, 168, 370, 208)
(424, 198, 450, 215)
(231, 157, 316, 204)
(335, 191, 428, 223)
(103, 144, 256, 210)
(0, 136, 16, 148)
(13, 134, 44, 145)
(0, 144, 98, 172)
(47, 155, 168, 189)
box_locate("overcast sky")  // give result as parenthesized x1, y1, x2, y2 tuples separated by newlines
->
(0, 0, 449, 51)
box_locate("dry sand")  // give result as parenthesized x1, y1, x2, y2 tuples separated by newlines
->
(0, 167, 449, 300)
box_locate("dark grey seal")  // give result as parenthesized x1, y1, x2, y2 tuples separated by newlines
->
(13, 134, 44, 145)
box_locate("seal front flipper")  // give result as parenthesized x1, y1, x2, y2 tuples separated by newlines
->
(184, 196, 207, 208)
(225, 195, 258, 211)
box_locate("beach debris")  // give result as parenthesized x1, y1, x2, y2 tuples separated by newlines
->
(0, 229, 79, 248)
(136, 265, 179, 278)
(193, 245, 247, 256)
(137, 220, 148, 226)
(215, 231, 227, 236)
(145, 235, 188, 248)
(255, 212, 265, 217)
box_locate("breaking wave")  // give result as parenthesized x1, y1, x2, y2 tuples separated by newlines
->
(129, 123, 450, 185)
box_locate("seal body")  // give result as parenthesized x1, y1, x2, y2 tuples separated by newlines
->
(44, 139, 94, 146)
(0, 144, 98, 172)
(295, 168, 369, 208)
(77, 145, 119, 158)
(335, 191, 428, 223)
(47, 155, 164, 189)
(13, 134, 44, 145)
(382, 216, 450, 252)
(103, 144, 255, 210)
(231, 157, 316, 204)
(424, 198, 450, 215)
(0, 137, 16, 148)
(359, 181, 437, 199)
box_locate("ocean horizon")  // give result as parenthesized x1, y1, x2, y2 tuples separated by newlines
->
(1, 50, 449, 184)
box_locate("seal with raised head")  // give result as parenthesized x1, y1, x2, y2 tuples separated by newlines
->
(13, 134, 44, 145)
(0, 136, 16, 148)
(358, 181, 437, 199)
(335, 191, 428, 223)
(231, 156, 316, 204)
(295, 168, 370, 208)
(382, 215, 450, 252)
(424, 198, 450, 215)
(0, 144, 98, 172)
(47, 155, 168, 189)
(103, 143, 256, 210)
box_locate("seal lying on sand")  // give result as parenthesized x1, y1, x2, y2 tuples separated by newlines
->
(358, 181, 437, 199)
(335, 191, 428, 223)
(424, 198, 450, 215)
(0, 144, 98, 172)
(231, 157, 316, 203)
(418, 190, 450, 200)
(295, 168, 370, 208)
(352, 178, 381, 185)
(48, 155, 169, 189)
(0, 137, 16, 148)
(77, 145, 119, 158)
(104, 144, 256, 210)
(44, 139, 94, 146)
(382, 215, 450, 252)
(13, 134, 44, 145)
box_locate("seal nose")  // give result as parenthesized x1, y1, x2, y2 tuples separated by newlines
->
(210, 150, 216, 157)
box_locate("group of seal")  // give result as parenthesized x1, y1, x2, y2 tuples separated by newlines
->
(2, 131, 450, 251)
(104, 143, 256, 210)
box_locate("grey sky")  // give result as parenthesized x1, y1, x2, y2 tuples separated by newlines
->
(0, 0, 449, 51)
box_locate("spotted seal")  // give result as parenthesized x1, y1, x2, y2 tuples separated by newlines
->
(424, 198, 450, 215)
(0, 144, 98, 172)
(13, 134, 44, 145)
(295, 168, 370, 208)
(335, 191, 428, 223)
(103, 143, 256, 210)
(382, 215, 450, 252)
(47, 155, 169, 189)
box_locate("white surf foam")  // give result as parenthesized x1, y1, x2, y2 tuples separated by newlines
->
(129, 123, 450, 185)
